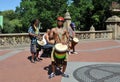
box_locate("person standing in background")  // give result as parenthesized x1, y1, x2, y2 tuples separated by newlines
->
(70, 22, 76, 31)
(28, 19, 41, 63)
(68, 22, 78, 54)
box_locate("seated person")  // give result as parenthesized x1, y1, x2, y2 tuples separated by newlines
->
(42, 29, 55, 49)
(37, 29, 55, 57)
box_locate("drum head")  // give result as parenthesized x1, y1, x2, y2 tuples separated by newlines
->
(37, 40, 46, 46)
(73, 37, 79, 43)
(55, 43, 68, 52)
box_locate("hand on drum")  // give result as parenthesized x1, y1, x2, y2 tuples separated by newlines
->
(49, 40, 55, 44)
(37, 35, 43, 41)
(61, 41, 67, 45)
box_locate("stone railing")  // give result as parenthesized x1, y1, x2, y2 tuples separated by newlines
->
(0, 33, 44, 48)
(75, 30, 113, 40)
(0, 30, 113, 48)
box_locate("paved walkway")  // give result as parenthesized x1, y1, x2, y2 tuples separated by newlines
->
(0, 40, 120, 82)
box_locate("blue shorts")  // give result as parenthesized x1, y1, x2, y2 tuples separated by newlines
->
(42, 43, 54, 49)
(30, 44, 37, 54)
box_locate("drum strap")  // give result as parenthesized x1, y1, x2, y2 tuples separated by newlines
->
(56, 27, 64, 42)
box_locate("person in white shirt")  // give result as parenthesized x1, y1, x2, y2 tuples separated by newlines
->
(68, 22, 78, 54)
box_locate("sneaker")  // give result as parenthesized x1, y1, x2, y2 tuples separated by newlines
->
(35, 57, 40, 62)
(49, 72, 55, 79)
(36, 57, 43, 62)
(68, 51, 72, 55)
(56, 67, 61, 70)
(39, 57, 43, 60)
(61, 73, 69, 78)
(31, 59, 35, 63)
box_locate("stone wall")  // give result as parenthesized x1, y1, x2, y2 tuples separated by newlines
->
(0, 30, 113, 48)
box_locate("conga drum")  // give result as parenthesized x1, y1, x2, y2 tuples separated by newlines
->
(54, 43, 68, 66)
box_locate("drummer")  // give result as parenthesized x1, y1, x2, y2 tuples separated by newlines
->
(42, 29, 55, 49)
(49, 16, 69, 78)
(68, 22, 78, 54)
(28, 19, 42, 63)
(38, 29, 55, 57)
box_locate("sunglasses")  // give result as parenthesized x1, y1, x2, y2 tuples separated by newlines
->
(57, 20, 64, 22)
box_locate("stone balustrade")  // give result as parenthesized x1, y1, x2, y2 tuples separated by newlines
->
(0, 30, 113, 48)
(0, 33, 44, 48)
(75, 30, 113, 40)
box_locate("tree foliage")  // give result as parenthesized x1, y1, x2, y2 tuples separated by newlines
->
(0, 10, 22, 33)
(16, 0, 67, 32)
(68, 0, 120, 30)
(1, 0, 120, 33)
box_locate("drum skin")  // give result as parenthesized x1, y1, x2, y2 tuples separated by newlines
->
(73, 37, 79, 43)
(37, 40, 46, 46)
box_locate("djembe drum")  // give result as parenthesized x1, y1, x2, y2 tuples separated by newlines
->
(54, 43, 68, 67)
(36, 40, 46, 51)
(37, 40, 46, 46)
(72, 37, 79, 45)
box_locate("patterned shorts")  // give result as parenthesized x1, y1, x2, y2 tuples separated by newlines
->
(30, 44, 37, 54)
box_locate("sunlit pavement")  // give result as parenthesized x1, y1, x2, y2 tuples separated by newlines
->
(0, 40, 120, 82)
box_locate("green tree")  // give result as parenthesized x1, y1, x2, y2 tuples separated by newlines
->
(68, 0, 94, 30)
(1, 10, 16, 20)
(0, 10, 22, 33)
(36, 0, 67, 31)
(68, 0, 119, 30)
(16, 0, 68, 32)
(1, 0, 120, 33)
(9, 19, 22, 33)
(2, 18, 15, 33)
(16, 0, 38, 32)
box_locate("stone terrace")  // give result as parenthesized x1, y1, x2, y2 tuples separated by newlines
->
(0, 40, 120, 82)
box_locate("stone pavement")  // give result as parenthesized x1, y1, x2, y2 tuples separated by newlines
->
(0, 40, 120, 82)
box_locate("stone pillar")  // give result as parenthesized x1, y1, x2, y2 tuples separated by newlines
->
(64, 10, 71, 30)
(89, 25, 95, 39)
(106, 15, 120, 40)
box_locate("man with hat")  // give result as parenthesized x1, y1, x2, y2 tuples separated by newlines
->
(49, 16, 69, 78)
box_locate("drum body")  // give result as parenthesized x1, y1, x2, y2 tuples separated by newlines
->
(37, 40, 46, 46)
(72, 37, 79, 45)
(54, 43, 68, 66)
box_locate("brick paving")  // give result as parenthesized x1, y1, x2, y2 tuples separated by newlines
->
(0, 40, 120, 82)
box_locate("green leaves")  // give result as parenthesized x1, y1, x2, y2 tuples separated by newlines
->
(1, 0, 119, 33)
(0, 10, 22, 33)
(68, 0, 115, 30)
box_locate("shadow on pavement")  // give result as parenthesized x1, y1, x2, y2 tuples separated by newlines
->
(44, 64, 62, 75)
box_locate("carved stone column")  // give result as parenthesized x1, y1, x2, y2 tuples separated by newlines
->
(106, 15, 120, 40)
(107, 1, 120, 39)
(64, 10, 71, 30)
(89, 25, 95, 39)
